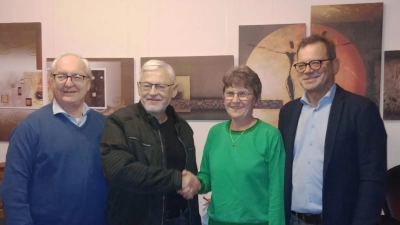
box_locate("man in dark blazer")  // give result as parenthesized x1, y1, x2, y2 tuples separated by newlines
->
(278, 34, 387, 225)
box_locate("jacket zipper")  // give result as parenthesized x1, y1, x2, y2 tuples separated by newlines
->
(157, 127, 166, 225)
(176, 125, 192, 224)
(128, 137, 151, 146)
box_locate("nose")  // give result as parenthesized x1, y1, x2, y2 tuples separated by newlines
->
(64, 77, 74, 86)
(303, 64, 313, 74)
(149, 84, 158, 95)
(232, 93, 240, 102)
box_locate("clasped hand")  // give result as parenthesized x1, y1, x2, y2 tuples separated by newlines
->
(177, 170, 201, 200)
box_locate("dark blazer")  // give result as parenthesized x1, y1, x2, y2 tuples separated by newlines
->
(278, 85, 387, 225)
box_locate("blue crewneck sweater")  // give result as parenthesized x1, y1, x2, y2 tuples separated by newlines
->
(1, 103, 108, 225)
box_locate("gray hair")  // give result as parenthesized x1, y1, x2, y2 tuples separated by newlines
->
(49, 53, 92, 79)
(141, 59, 175, 82)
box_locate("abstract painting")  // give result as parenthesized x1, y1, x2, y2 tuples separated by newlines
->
(383, 50, 400, 120)
(0, 23, 42, 141)
(311, 3, 383, 105)
(239, 23, 306, 126)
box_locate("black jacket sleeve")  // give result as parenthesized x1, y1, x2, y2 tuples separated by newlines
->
(100, 114, 182, 194)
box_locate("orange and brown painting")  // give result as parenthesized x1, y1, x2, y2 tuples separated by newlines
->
(384, 51, 400, 120)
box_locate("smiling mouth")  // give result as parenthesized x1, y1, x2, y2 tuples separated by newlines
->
(64, 91, 76, 94)
(304, 76, 320, 81)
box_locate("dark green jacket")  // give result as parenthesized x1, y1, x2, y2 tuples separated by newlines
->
(100, 102, 201, 225)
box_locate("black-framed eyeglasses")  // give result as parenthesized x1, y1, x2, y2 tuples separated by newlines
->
(293, 58, 335, 73)
(53, 73, 87, 83)
(224, 91, 254, 101)
(139, 82, 174, 93)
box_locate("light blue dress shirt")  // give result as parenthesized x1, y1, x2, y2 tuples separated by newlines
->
(52, 100, 90, 127)
(291, 84, 337, 214)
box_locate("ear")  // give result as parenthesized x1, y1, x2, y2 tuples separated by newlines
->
(137, 82, 141, 97)
(48, 79, 54, 101)
(332, 58, 340, 75)
(171, 84, 178, 98)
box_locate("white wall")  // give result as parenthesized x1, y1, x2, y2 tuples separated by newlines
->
(0, 0, 399, 169)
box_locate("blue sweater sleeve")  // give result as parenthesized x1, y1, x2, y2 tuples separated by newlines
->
(1, 121, 37, 225)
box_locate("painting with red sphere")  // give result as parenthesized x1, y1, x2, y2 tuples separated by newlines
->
(239, 23, 306, 127)
(311, 2, 383, 106)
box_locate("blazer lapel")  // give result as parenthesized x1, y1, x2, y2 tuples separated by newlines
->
(287, 100, 303, 160)
(323, 86, 345, 177)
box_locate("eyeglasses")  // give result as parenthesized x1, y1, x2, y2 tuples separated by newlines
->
(53, 73, 87, 83)
(224, 91, 254, 101)
(139, 82, 174, 93)
(293, 58, 335, 73)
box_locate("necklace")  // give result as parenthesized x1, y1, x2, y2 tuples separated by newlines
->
(229, 119, 256, 147)
(229, 128, 247, 147)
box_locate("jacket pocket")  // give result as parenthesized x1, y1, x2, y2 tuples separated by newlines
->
(128, 137, 151, 147)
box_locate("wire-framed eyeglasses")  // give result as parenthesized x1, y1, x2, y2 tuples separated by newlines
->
(224, 91, 254, 101)
(293, 58, 335, 73)
(139, 82, 174, 92)
(53, 73, 87, 83)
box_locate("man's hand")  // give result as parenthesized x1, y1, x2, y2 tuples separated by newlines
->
(177, 170, 201, 200)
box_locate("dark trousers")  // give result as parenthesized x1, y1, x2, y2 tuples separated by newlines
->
(290, 214, 322, 225)
(165, 208, 190, 225)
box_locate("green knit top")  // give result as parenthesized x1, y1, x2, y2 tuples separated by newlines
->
(198, 119, 285, 225)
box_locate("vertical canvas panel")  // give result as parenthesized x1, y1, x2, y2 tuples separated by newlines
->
(85, 69, 106, 109)
(239, 23, 306, 126)
(0, 23, 42, 141)
(384, 51, 400, 120)
(311, 3, 383, 106)
(141, 56, 234, 120)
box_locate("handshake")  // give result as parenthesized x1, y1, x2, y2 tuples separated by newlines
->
(177, 170, 201, 200)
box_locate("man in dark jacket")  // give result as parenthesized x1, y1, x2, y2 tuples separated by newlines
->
(101, 59, 201, 225)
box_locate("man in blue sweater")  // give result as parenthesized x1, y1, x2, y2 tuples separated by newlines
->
(0, 54, 108, 225)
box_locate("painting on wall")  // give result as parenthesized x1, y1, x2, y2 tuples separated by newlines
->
(239, 23, 306, 126)
(311, 2, 383, 106)
(0, 23, 42, 141)
(173, 76, 191, 113)
(141, 56, 234, 120)
(383, 50, 400, 120)
(85, 69, 106, 109)
(0, 109, 35, 142)
(0, 23, 42, 70)
(0, 71, 43, 108)
(47, 58, 134, 116)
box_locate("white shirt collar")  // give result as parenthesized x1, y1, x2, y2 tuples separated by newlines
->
(52, 100, 90, 117)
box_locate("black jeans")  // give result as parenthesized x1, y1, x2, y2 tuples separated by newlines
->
(165, 208, 190, 225)
(290, 214, 322, 225)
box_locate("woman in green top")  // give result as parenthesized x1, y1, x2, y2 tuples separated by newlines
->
(197, 66, 286, 225)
